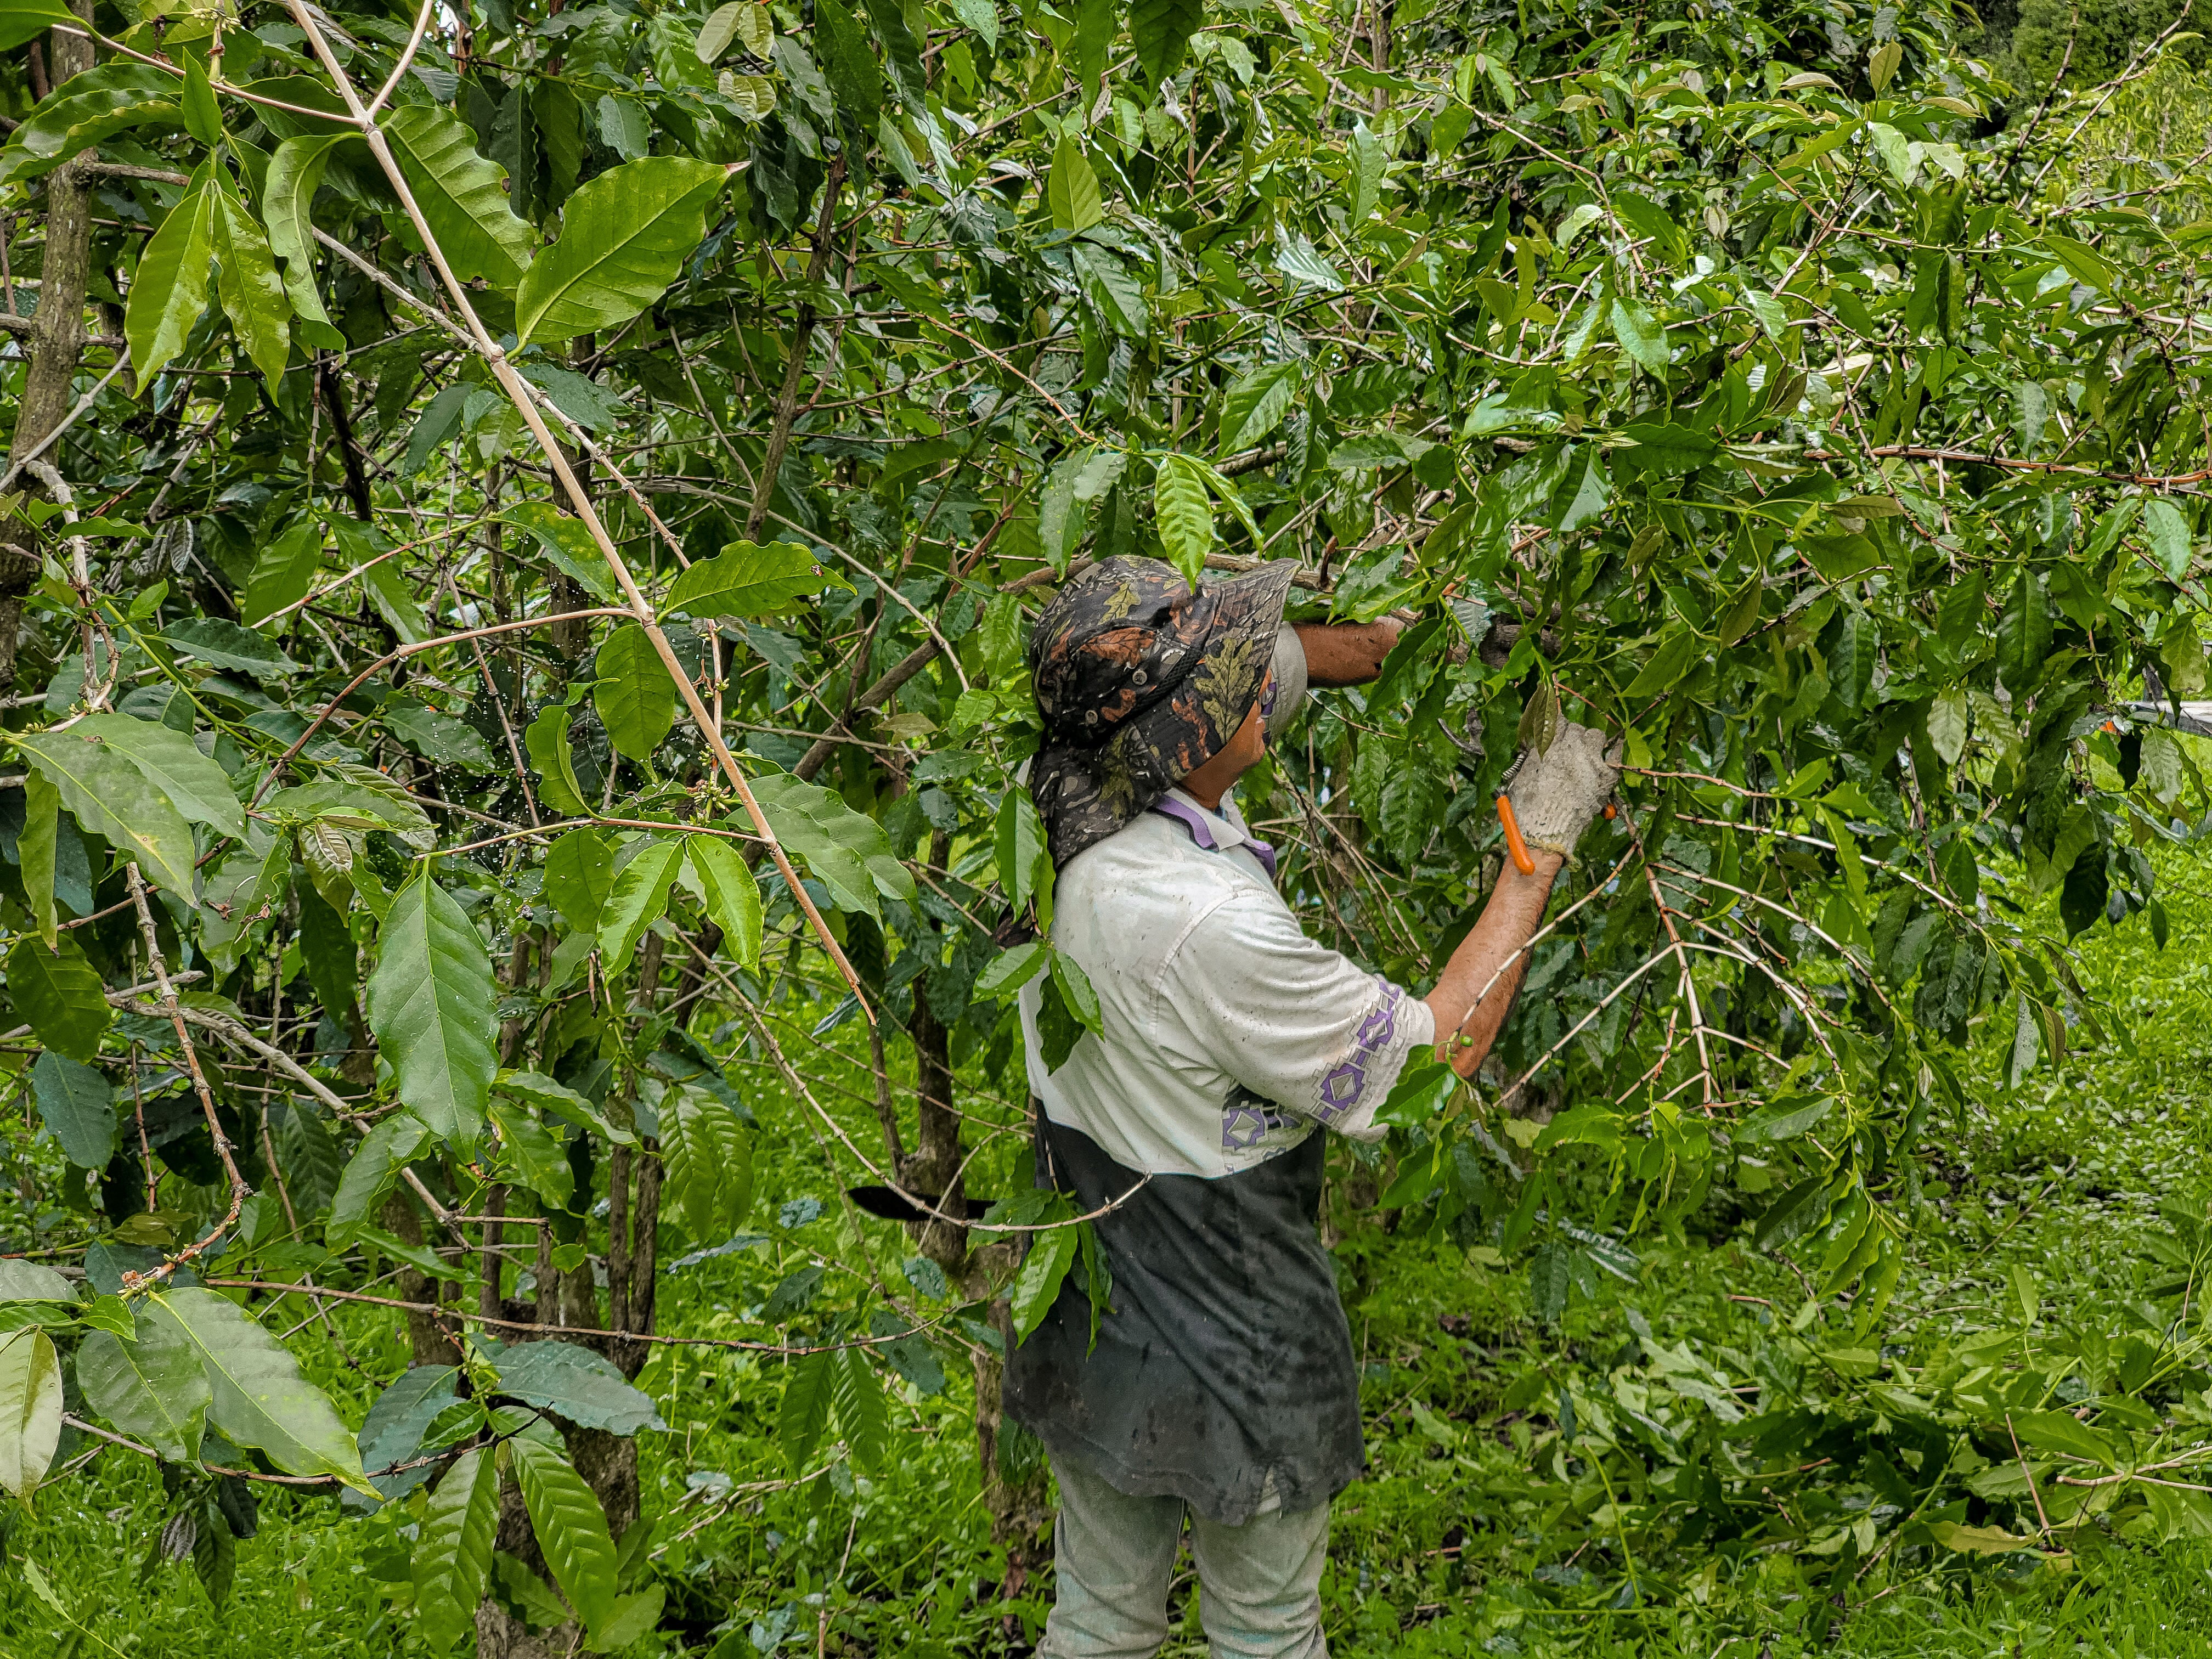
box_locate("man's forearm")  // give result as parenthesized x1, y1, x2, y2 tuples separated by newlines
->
(1421, 853, 1563, 1079)
(1293, 620, 1403, 686)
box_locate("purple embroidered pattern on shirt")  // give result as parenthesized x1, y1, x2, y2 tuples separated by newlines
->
(1221, 1086, 1294, 1151)
(1313, 979, 1402, 1124)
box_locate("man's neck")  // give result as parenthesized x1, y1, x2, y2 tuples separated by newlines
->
(1178, 751, 1251, 811)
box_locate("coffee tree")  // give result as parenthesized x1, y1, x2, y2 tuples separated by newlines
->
(0, 0, 2205, 1641)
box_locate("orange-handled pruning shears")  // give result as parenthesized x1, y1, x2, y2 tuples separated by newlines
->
(1496, 793, 1537, 876)
(1497, 794, 1620, 873)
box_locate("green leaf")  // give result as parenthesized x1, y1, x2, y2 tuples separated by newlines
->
(180, 52, 221, 146)
(662, 540, 844, 618)
(749, 774, 916, 921)
(503, 500, 617, 601)
(1154, 454, 1215, 586)
(7, 934, 112, 1062)
(685, 835, 764, 969)
(995, 789, 1045, 912)
(1926, 1520, 2039, 1556)
(1754, 1175, 1834, 1250)
(590, 1587, 667, 1654)
(973, 939, 1051, 1001)
(382, 103, 538, 290)
(152, 1289, 370, 1489)
(0, 1260, 71, 1302)
(1040, 446, 1125, 571)
(1072, 241, 1148, 336)
(514, 156, 726, 346)
(1613, 421, 1717, 476)
(525, 704, 591, 817)
(1624, 626, 1701, 701)
(20, 769, 55, 946)
(413, 1445, 500, 1650)
(598, 837, 685, 963)
(161, 616, 304, 676)
(696, 1, 751, 61)
(831, 1347, 888, 1473)
(2043, 232, 2118, 295)
(1130, 0, 1202, 83)
(0, 0, 81, 52)
(239, 520, 325, 626)
(777, 1348, 835, 1472)
(1609, 294, 1669, 374)
(544, 828, 615, 929)
(498, 1069, 636, 1143)
(594, 624, 678, 761)
(488, 1098, 575, 1210)
(1047, 132, 1102, 232)
(861, 0, 928, 111)
(326, 1115, 428, 1249)
(31, 1050, 112, 1167)
(77, 712, 244, 839)
(211, 167, 290, 382)
(1069, 0, 1114, 94)
(1997, 569, 2053, 691)
(268, 768, 433, 844)
(363, 557, 431, 647)
(276, 1103, 343, 1212)
(490, 1341, 663, 1436)
(1009, 1219, 1079, 1341)
(261, 134, 345, 326)
(0, 64, 177, 187)
(10, 725, 202, 902)
(1049, 949, 1104, 1036)
(366, 873, 498, 1144)
(382, 700, 498, 771)
(0, 1328, 60, 1508)
(403, 383, 469, 477)
(1217, 362, 1298, 456)
(814, 0, 882, 138)
(2143, 497, 2192, 581)
(494, 1550, 574, 1629)
(1347, 119, 1386, 222)
(1927, 686, 1968, 766)
(2009, 1408, 2115, 1467)
(77, 1314, 209, 1464)
(662, 1084, 753, 1239)
(1374, 1053, 1458, 1129)
(125, 165, 218, 386)
(510, 1436, 619, 1640)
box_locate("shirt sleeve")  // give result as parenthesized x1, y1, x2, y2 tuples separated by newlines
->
(1158, 892, 1436, 1143)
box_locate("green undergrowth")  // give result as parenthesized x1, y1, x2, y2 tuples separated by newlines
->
(10, 850, 2212, 1657)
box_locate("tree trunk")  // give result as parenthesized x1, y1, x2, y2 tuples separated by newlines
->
(976, 1296, 1052, 1554)
(382, 1193, 458, 1366)
(0, 2, 95, 691)
(894, 837, 1044, 1545)
(477, 1474, 564, 1659)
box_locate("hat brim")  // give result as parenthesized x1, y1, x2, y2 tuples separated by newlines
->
(1032, 561, 1297, 867)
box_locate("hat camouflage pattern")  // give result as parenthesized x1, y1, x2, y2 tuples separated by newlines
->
(1027, 557, 1297, 867)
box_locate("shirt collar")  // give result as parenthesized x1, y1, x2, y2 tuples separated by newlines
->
(1150, 788, 1279, 882)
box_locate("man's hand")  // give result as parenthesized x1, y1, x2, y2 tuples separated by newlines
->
(1505, 721, 1622, 856)
(1291, 619, 1404, 687)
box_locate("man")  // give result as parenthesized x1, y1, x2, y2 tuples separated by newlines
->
(1008, 557, 1620, 1658)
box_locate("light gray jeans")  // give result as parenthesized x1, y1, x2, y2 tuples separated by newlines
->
(1038, 1454, 1331, 1658)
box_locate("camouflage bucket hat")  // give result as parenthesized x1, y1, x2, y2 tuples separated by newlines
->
(1026, 556, 1297, 867)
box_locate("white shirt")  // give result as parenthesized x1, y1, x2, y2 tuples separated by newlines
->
(1019, 788, 1436, 1179)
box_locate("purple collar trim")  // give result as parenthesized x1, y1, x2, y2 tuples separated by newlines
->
(1150, 797, 1278, 882)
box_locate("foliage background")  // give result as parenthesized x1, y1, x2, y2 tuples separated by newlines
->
(0, 0, 2210, 1648)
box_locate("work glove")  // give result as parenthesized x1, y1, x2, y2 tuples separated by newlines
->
(1263, 623, 1309, 741)
(1504, 721, 1622, 856)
